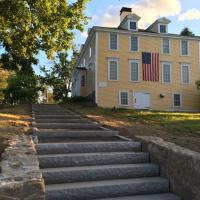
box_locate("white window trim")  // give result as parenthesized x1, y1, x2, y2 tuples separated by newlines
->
(129, 60, 140, 82)
(119, 91, 129, 106)
(128, 20, 138, 31)
(129, 36, 139, 52)
(181, 63, 191, 84)
(108, 58, 119, 81)
(172, 93, 182, 108)
(162, 62, 172, 84)
(161, 38, 171, 54)
(180, 40, 190, 56)
(83, 58, 86, 67)
(109, 33, 119, 51)
(158, 23, 168, 34)
(89, 46, 92, 58)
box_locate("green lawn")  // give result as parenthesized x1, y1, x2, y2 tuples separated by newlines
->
(64, 103, 200, 135)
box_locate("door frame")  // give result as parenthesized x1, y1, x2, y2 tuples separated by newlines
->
(133, 92, 151, 109)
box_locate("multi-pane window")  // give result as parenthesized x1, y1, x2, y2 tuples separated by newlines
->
(130, 60, 139, 82)
(119, 91, 129, 106)
(181, 64, 190, 84)
(130, 36, 138, 51)
(162, 63, 171, 83)
(108, 59, 118, 81)
(181, 40, 189, 56)
(160, 25, 167, 33)
(109, 33, 118, 50)
(81, 75, 85, 86)
(173, 93, 181, 107)
(162, 39, 170, 54)
(129, 21, 137, 30)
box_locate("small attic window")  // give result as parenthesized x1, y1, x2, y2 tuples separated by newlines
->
(159, 24, 167, 33)
(129, 20, 137, 31)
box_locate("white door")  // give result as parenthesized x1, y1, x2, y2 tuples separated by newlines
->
(134, 92, 150, 109)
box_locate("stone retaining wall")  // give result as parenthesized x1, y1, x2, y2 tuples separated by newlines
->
(136, 136, 200, 200)
(0, 135, 45, 200)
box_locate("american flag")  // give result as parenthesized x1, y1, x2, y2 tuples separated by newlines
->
(142, 52, 159, 82)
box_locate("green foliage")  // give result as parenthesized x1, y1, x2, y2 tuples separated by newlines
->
(0, 66, 13, 104)
(180, 27, 195, 37)
(0, 0, 89, 70)
(40, 48, 79, 102)
(4, 71, 41, 104)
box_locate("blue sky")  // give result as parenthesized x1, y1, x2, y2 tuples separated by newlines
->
(34, 0, 200, 74)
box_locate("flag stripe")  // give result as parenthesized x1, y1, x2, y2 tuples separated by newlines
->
(142, 52, 159, 82)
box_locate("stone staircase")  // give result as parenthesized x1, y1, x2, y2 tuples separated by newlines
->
(32, 104, 181, 200)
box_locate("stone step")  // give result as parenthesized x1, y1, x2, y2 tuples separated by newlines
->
(34, 112, 75, 115)
(35, 118, 89, 123)
(42, 163, 159, 184)
(35, 123, 100, 130)
(38, 152, 149, 168)
(45, 177, 169, 200)
(34, 114, 82, 119)
(37, 142, 141, 155)
(35, 130, 118, 139)
(94, 193, 181, 200)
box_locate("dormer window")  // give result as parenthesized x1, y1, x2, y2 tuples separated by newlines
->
(159, 24, 167, 33)
(129, 20, 137, 31)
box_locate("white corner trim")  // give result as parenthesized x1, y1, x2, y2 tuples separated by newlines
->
(95, 32, 98, 104)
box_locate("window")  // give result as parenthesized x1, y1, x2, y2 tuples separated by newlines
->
(129, 21, 137, 30)
(89, 46, 92, 57)
(160, 25, 167, 33)
(181, 64, 190, 84)
(130, 36, 138, 51)
(109, 33, 118, 50)
(181, 40, 189, 56)
(108, 59, 118, 81)
(81, 75, 85, 86)
(129, 60, 139, 82)
(119, 91, 129, 106)
(162, 62, 171, 83)
(173, 93, 181, 107)
(162, 39, 170, 54)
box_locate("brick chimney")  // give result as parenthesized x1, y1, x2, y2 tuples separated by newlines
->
(120, 7, 132, 22)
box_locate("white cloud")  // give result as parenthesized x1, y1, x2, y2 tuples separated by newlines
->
(178, 9, 200, 21)
(97, 0, 181, 28)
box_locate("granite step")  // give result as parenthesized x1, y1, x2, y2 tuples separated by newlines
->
(35, 130, 118, 139)
(38, 152, 149, 168)
(45, 177, 169, 200)
(42, 163, 159, 184)
(37, 141, 141, 154)
(34, 114, 82, 119)
(94, 193, 181, 200)
(35, 123, 101, 129)
(35, 118, 89, 123)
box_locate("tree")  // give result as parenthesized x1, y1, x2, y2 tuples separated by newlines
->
(0, 66, 13, 104)
(0, 0, 89, 71)
(4, 70, 41, 104)
(40, 48, 79, 102)
(180, 27, 195, 37)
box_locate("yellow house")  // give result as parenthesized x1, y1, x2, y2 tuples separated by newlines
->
(72, 7, 200, 111)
